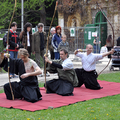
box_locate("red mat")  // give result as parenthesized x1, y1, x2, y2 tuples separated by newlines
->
(0, 80, 120, 111)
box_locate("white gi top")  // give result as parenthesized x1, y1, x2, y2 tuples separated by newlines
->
(24, 59, 38, 73)
(27, 32, 30, 46)
(76, 52, 103, 71)
(62, 58, 73, 70)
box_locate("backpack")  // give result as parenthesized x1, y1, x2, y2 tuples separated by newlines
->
(3, 33, 7, 48)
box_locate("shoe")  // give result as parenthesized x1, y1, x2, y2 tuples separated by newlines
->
(46, 73, 50, 77)
(100, 87, 103, 89)
(13, 75, 18, 78)
(9, 75, 13, 79)
(39, 98, 42, 100)
(38, 74, 43, 77)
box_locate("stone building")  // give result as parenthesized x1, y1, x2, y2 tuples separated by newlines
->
(57, 0, 120, 49)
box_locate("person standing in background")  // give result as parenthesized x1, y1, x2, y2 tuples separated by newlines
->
(116, 37, 120, 46)
(48, 27, 55, 59)
(100, 45, 108, 54)
(93, 36, 101, 53)
(52, 26, 62, 59)
(58, 34, 69, 52)
(106, 35, 113, 58)
(9, 22, 21, 79)
(32, 23, 49, 77)
(19, 22, 32, 58)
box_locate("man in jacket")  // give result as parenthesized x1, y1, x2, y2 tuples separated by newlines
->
(32, 23, 49, 77)
(45, 49, 78, 96)
(48, 27, 55, 59)
(8, 22, 21, 79)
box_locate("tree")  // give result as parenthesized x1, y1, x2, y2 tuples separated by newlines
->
(0, 0, 57, 29)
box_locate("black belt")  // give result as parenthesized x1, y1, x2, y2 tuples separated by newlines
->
(82, 68, 96, 73)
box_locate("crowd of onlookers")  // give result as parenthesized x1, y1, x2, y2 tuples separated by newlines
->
(6, 21, 70, 78)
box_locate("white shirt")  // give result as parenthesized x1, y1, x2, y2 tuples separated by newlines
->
(62, 58, 73, 70)
(27, 32, 30, 46)
(76, 52, 103, 71)
(100, 46, 108, 54)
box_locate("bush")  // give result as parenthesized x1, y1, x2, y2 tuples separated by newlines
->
(31, 53, 44, 68)
(0, 33, 5, 52)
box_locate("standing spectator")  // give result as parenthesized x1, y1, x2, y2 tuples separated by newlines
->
(19, 22, 32, 57)
(58, 34, 69, 52)
(52, 26, 62, 59)
(100, 45, 108, 54)
(19, 22, 32, 58)
(93, 36, 101, 53)
(48, 27, 55, 59)
(9, 22, 21, 79)
(32, 23, 49, 77)
(116, 37, 120, 46)
(106, 35, 113, 58)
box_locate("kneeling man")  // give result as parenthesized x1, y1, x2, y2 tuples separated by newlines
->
(45, 49, 78, 96)
(74, 44, 114, 90)
(0, 48, 42, 102)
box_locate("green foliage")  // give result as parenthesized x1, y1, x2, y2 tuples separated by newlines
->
(98, 71, 120, 83)
(31, 53, 44, 68)
(0, 0, 57, 28)
(0, 34, 5, 52)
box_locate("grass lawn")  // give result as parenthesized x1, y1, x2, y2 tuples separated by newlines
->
(0, 72, 120, 120)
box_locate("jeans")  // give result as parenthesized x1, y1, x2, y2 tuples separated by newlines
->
(54, 52, 60, 59)
(9, 51, 18, 76)
(93, 45, 100, 53)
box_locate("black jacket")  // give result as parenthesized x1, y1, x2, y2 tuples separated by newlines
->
(8, 29, 21, 52)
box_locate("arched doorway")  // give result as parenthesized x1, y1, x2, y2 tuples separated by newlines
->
(95, 11, 107, 46)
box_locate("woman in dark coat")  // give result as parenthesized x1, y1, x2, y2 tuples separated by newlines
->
(52, 26, 62, 59)
(19, 22, 32, 57)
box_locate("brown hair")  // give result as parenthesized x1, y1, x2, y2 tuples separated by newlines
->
(38, 23, 44, 28)
(18, 48, 29, 57)
(60, 49, 68, 54)
(55, 26, 62, 34)
(11, 22, 17, 27)
(106, 35, 112, 42)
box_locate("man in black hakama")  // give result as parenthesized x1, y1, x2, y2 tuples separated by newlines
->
(45, 49, 78, 96)
(0, 48, 42, 103)
(74, 44, 115, 90)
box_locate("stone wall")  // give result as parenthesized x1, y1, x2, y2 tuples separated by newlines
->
(57, 0, 120, 45)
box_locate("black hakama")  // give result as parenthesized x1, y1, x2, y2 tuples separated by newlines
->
(0, 58, 42, 103)
(75, 68, 102, 90)
(46, 79, 74, 96)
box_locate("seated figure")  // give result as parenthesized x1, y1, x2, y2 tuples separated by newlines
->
(45, 49, 78, 96)
(0, 48, 42, 103)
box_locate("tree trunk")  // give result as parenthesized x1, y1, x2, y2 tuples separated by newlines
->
(40, 2, 46, 26)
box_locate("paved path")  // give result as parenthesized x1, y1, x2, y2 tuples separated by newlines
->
(0, 57, 119, 90)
